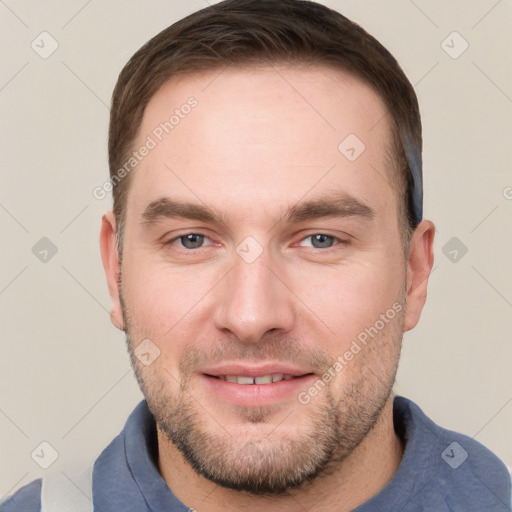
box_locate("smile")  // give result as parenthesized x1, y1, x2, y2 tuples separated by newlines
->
(211, 374, 296, 384)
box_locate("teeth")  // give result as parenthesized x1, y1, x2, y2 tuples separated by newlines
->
(237, 376, 255, 385)
(255, 375, 273, 384)
(222, 374, 294, 385)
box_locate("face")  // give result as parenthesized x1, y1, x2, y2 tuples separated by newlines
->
(101, 64, 433, 494)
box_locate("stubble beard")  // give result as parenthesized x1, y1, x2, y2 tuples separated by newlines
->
(121, 294, 404, 496)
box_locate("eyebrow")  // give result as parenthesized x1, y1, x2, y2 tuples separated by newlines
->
(141, 198, 221, 226)
(140, 193, 375, 228)
(284, 194, 375, 224)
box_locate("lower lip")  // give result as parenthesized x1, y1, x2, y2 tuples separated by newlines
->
(199, 373, 317, 407)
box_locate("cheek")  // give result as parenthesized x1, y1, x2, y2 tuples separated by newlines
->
(120, 252, 219, 344)
(301, 263, 404, 397)
(122, 272, 175, 336)
(121, 265, 192, 384)
(291, 260, 404, 346)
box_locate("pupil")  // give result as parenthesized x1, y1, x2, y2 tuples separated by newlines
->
(312, 234, 332, 248)
(182, 234, 203, 249)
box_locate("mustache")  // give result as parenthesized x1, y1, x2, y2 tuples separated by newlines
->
(178, 334, 333, 376)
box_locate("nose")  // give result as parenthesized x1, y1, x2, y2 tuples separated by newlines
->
(212, 248, 296, 344)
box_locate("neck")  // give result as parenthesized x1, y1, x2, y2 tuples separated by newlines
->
(157, 395, 403, 512)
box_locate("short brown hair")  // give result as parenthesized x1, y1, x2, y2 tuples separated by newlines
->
(109, 0, 422, 255)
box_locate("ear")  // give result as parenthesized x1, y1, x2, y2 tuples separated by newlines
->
(404, 219, 435, 332)
(100, 211, 124, 331)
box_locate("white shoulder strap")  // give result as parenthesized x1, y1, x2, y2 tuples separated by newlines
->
(41, 466, 93, 512)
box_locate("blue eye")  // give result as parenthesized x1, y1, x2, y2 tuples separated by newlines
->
(300, 234, 338, 249)
(178, 234, 206, 249)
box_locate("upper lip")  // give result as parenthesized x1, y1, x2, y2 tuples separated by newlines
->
(200, 362, 313, 378)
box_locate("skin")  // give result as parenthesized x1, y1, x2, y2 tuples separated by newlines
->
(101, 64, 435, 511)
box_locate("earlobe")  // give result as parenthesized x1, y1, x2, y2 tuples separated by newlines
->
(403, 220, 435, 332)
(100, 211, 125, 331)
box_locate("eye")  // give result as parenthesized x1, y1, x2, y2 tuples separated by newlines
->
(172, 233, 209, 249)
(298, 234, 339, 249)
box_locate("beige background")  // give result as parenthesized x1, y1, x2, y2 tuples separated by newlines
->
(1, 0, 511, 498)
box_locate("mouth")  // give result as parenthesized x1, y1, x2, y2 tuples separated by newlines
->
(206, 373, 303, 385)
(199, 367, 316, 407)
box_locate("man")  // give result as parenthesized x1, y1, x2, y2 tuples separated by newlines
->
(2, 0, 510, 510)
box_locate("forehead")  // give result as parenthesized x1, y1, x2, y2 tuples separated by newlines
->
(128, 64, 396, 225)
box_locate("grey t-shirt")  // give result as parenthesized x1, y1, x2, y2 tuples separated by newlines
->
(1, 396, 511, 511)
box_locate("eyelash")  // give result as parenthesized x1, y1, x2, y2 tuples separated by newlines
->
(164, 232, 347, 251)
